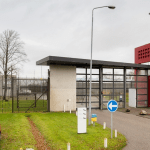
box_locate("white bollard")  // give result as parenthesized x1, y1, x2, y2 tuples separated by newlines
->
(67, 142, 70, 150)
(103, 122, 106, 129)
(64, 105, 65, 112)
(104, 138, 107, 148)
(70, 109, 71, 114)
(91, 120, 93, 124)
(115, 129, 117, 137)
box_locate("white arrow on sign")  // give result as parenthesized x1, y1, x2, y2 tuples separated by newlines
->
(109, 102, 117, 110)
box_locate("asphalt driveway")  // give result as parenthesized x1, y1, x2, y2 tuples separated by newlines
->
(87, 109, 150, 150)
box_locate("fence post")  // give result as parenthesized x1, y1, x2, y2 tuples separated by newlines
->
(2, 76, 3, 113)
(11, 77, 14, 113)
(47, 69, 50, 112)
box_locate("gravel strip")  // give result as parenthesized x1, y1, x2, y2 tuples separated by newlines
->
(27, 117, 51, 150)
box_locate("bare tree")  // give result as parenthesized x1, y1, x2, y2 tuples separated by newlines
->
(0, 30, 28, 101)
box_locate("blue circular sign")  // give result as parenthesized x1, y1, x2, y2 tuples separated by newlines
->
(107, 100, 118, 112)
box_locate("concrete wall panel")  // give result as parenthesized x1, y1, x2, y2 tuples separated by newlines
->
(50, 65, 76, 111)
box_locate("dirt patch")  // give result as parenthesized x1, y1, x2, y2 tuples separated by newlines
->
(117, 107, 150, 119)
(27, 117, 51, 150)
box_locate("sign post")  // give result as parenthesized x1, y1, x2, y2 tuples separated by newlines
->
(107, 100, 118, 138)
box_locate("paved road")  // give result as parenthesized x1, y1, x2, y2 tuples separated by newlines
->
(87, 109, 150, 150)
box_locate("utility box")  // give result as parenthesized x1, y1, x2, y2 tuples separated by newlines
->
(77, 107, 87, 134)
(129, 88, 136, 108)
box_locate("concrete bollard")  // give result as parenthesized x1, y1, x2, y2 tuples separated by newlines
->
(70, 109, 71, 114)
(103, 122, 106, 129)
(115, 129, 117, 137)
(67, 142, 70, 150)
(64, 105, 65, 112)
(104, 138, 107, 148)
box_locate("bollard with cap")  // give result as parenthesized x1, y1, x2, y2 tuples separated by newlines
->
(103, 122, 106, 129)
(67, 142, 70, 150)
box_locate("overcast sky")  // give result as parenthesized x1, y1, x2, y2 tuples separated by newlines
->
(0, 0, 150, 78)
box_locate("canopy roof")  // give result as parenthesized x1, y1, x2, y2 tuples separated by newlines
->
(36, 56, 150, 69)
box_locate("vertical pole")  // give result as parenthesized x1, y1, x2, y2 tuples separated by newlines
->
(17, 90, 19, 113)
(113, 68, 114, 100)
(26, 76, 27, 101)
(124, 67, 126, 108)
(11, 65, 12, 98)
(49, 69, 50, 112)
(100, 67, 103, 110)
(136, 69, 138, 108)
(2, 76, 3, 113)
(111, 112, 113, 138)
(47, 69, 49, 112)
(12, 77, 13, 113)
(43, 79, 44, 107)
(146, 69, 148, 107)
(89, 9, 94, 125)
(41, 66, 42, 103)
(86, 67, 87, 108)
(99, 68, 100, 109)
(17, 89, 19, 113)
(35, 94, 36, 108)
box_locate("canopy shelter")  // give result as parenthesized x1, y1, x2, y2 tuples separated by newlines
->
(36, 56, 150, 111)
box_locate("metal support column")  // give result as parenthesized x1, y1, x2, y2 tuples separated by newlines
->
(124, 67, 126, 108)
(99, 68, 100, 109)
(2, 76, 3, 113)
(47, 69, 50, 112)
(146, 69, 148, 107)
(136, 69, 138, 108)
(100, 67, 103, 110)
(113, 68, 114, 100)
(86, 67, 87, 108)
(12, 77, 14, 113)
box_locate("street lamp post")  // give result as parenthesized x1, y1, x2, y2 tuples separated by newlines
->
(89, 6, 115, 125)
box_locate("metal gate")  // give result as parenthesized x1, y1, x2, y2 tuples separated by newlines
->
(12, 78, 49, 113)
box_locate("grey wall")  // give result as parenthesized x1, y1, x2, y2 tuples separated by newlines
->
(50, 65, 76, 111)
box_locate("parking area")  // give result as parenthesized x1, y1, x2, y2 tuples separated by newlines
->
(88, 109, 150, 150)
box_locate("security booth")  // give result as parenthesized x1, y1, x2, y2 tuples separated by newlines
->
(36, 55, 150, 111)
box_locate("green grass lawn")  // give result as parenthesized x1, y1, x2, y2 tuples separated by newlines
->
(30, 112, 126, 150)
(0, 112, 127, 150)
(0, 113, 37, 150)
(0, 99, 47, 113)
